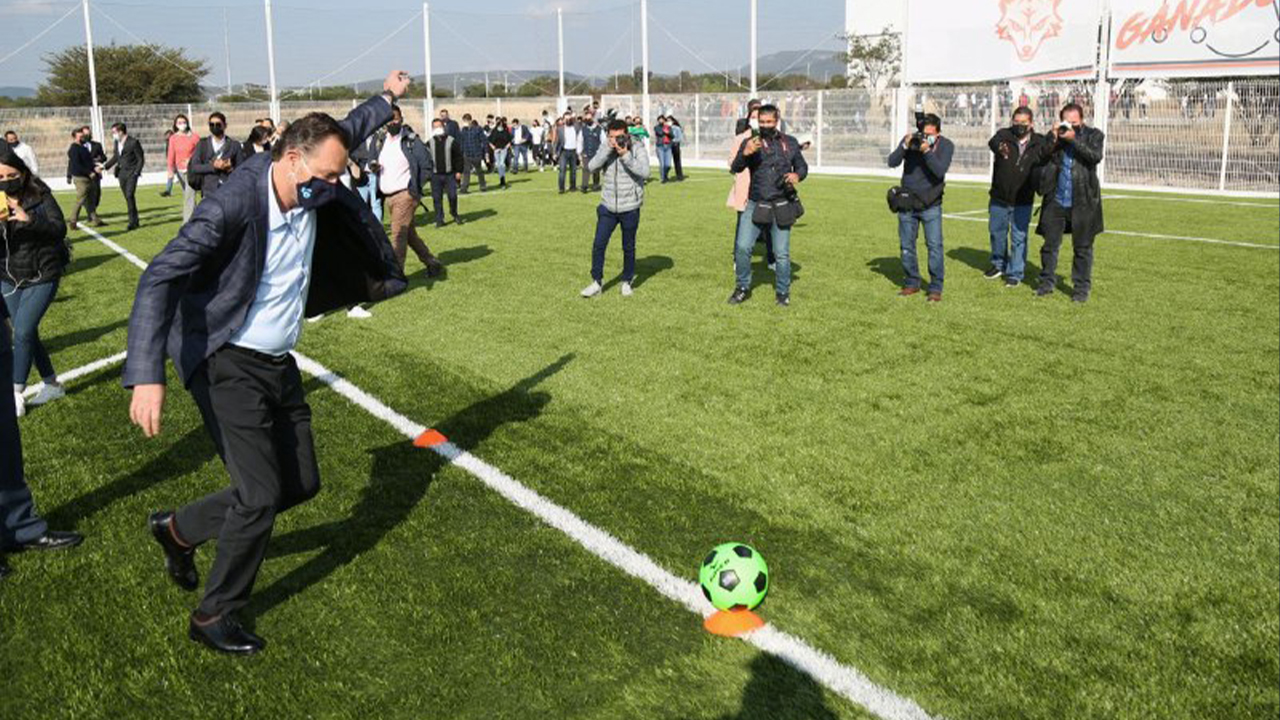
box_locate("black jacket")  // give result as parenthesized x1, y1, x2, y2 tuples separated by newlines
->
(489, 128, 512, 149)
(122, 95, 407, 389)
(987, 128, 1047, 207)
(66, 142, 96, 180)
(87, 140, 107, 166)
(730, 132, 809, 203)
(426, 134, 463, 175)
(0, 187, 69, 286)
(887, 136, 955, 208)
(372, 127, 431, 200)
(1036, 126, 1106, 239)
(188, 135, 243, 193)
(104, 135, 146, 178)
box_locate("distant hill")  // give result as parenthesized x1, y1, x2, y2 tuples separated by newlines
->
(739, 50, 847, 80)
(0, 86, 37, 99)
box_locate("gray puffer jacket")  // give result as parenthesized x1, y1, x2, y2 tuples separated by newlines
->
(589, 140, 649, 213)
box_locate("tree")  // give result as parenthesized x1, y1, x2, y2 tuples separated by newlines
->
(38, 43, 208, 105)
(840, 27, 901, 95)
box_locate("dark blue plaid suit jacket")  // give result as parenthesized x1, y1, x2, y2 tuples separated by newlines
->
(122, 96, 407, 389)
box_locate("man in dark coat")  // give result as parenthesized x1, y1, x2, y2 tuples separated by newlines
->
(124, 70, 412, 656)
(1035, 103, 1105, 303)
(104, 121, 146, 230)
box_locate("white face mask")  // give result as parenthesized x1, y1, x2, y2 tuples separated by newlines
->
(176, 123, 188, 132)
(432, 127, 445, 137)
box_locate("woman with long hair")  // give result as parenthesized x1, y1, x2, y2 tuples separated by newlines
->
(0, 148, 70, 417)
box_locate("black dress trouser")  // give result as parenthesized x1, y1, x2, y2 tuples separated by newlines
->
(119, 174, 139, 227)
(176, 345, 320, 618)
(1037, 200, 1096, 295)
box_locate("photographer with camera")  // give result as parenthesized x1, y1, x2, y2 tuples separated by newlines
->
(579, 119, 649, 299)
(887, 112, 953, 302)
(985, 106, 1048, 288)
(727, 104, 807, 307)
(1034, 103, 1105, 303)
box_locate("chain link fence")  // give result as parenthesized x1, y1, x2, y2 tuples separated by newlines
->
(3, 78, 1275, 195)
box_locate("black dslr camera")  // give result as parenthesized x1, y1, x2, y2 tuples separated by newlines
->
(907, 111, 940, 152)
(613, 132, 632, 152)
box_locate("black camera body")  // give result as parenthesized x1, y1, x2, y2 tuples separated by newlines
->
(907, 111, 939, 152)
(613, 133, 632, 152)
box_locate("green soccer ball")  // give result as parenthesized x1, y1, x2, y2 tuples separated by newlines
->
(699, 543, 769, 611)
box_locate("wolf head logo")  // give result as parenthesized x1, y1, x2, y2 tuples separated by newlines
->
(996, 0, 1066, 62)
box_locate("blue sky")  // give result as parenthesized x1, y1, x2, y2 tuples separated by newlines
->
(0, 0, 901, 90)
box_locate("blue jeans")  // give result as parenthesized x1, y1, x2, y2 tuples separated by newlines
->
(656, 145, 673, 181)
(358, 174, 381, 223)
(988, 201, 1032, 281)
(897, 205, 944, 292)
(735, 201, 792, 296)
(0, 317, 48, 547)
(494, 148, 509, 180)
(513, 144, 529, 172)
(591, 206, 640, 282)
(1, 279, 59, 387)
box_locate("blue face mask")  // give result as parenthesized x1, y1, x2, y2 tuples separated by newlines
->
(294, 157, 340, 210)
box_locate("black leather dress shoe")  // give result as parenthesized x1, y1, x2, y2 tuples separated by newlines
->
(149, 512, 198, 591)
(189, 614, 265, 655)
(13, 530, 83, 551)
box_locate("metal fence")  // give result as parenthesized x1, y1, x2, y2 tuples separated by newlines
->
(3, 78, 1276, 196)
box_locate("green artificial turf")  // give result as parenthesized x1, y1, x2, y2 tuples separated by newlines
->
(1, 168, 1276, 719)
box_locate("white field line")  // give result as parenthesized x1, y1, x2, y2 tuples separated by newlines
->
(1102, 194, 1277, 209)
(22, 350, 128, 399)
(76, 225, 942, 720)
(941, 213, 1279, 250)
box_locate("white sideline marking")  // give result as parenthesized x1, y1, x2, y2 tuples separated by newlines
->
(76, 225, 941, 720)
(22, 351, 128, 399)
(941, 213, 1278, 250)
(1102, 194, 1277, 209)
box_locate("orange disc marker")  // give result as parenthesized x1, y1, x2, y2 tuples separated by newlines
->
(703, 609, 765, 637)
(414, 429, 448, 448)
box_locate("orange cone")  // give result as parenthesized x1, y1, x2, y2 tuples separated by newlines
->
(414, 429, 448, 448)
(703, 609, 765, 637)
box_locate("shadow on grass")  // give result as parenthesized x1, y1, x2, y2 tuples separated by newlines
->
(947, 245, 1046, 290)
(247, 353, 574, 622)
(44, 423, 218, 529)
(43, 318, 129, 354)
(405, 244, 494, 289)
(713, 654, 838, 720)
(601, 255, 675, 292)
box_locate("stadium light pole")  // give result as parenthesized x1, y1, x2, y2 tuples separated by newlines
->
(749, 0, 757, 96)
(264, 0, 280, 122)
(641, 0, 650, 131)
(423, 3, 434, 121)
(81, 0, 102, 142)
(223, 8, 233, 97)
(557, 8, 566, 113)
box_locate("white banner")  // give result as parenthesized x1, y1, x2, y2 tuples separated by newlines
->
(904, 0, 1105, 83)
(1109, 0, 1280, 77)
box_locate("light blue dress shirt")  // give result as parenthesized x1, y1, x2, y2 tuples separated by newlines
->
(229, 165, 317, 356)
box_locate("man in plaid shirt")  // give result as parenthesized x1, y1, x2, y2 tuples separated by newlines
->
(459, 115, 487, 193)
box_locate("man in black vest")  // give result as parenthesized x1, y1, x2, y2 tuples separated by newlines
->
(426, 118, 465, 227)
(126, 70, 411, 655)
(104, 121, 146, 230)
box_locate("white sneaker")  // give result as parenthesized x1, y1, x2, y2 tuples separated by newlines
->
(580, 281, 603, 298)
(13, 390, 25, 418)
(26, 383, 65, 406)
(768, 262, 777, 271)
(347, 306, 373, 319)
(621, 282, 634, 297)
(306, 314, 324, 323)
